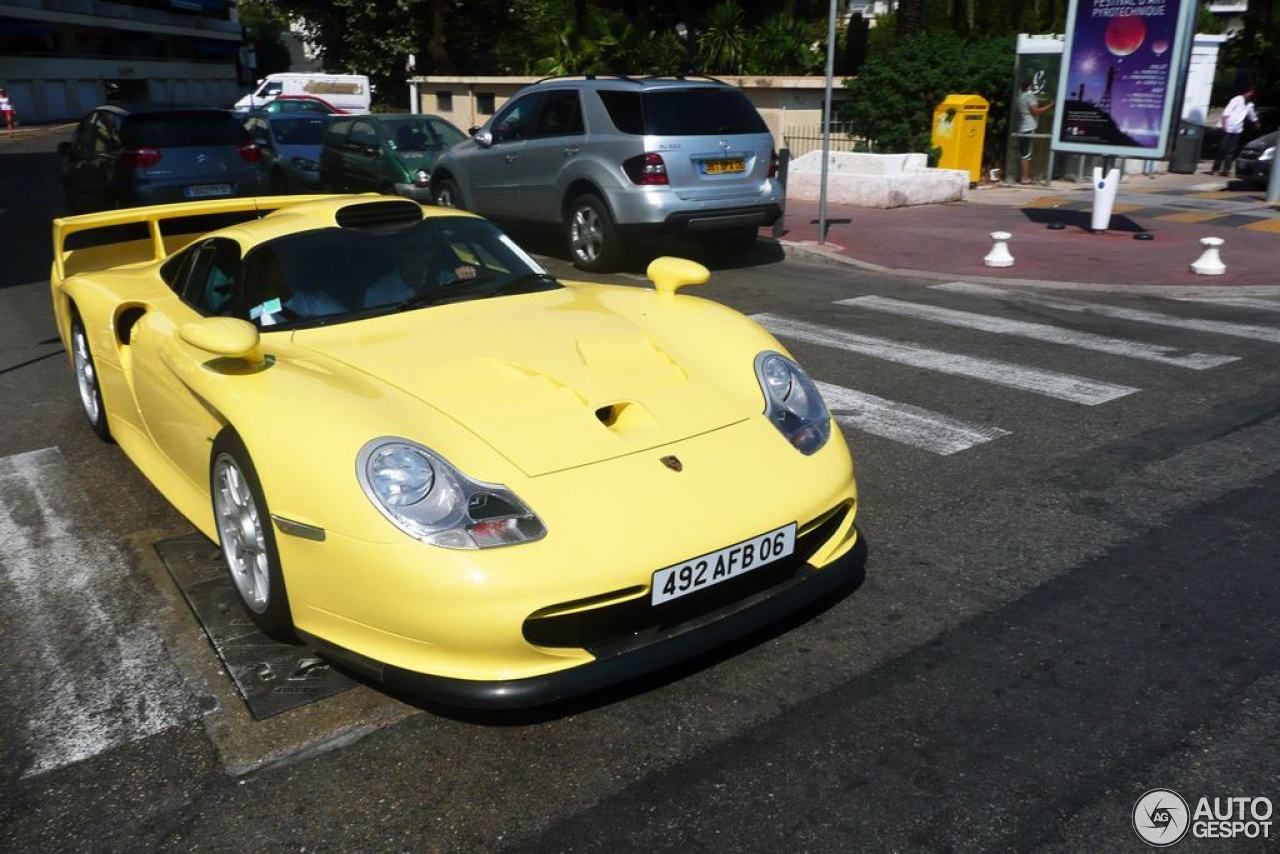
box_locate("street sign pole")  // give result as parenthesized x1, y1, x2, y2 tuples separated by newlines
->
(817, 0, 837, 244)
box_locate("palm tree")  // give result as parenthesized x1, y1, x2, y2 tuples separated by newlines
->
(698, 1, 748, 74)
(897, 0, 924, 35)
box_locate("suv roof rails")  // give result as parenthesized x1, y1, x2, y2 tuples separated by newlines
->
(531, 73, 641, 86)
(639, 73, 731, 86)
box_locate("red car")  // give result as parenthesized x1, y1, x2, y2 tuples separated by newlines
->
(247, 95, 347, 116)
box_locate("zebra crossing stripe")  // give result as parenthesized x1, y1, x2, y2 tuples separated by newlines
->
(0, 447, 196, 778)
(816, 381, 1009, 455)
(1173, 297, 1280, 314)
(753, 313, 1138, 406)
(933, 282, 1280, 344)
(836, 295, 1238, 370)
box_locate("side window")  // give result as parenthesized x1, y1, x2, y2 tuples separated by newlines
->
(598, 90, 643, 135)
(534, 90, 583, 138)
(159, 246, 197, 292)
(491, 94, 540, 144)
(180, 239, 242, 316)
(324, 120, 350, 151)
(74, 114, 95, 155)
(91, 113, 119, 155)
(348, 120, 379, 152)
(261, 80, 283, 97)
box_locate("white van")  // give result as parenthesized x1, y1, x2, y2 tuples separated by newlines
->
(233, 73, 371, 114)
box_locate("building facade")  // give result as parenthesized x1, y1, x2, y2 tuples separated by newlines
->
(0, 0, 243, 124)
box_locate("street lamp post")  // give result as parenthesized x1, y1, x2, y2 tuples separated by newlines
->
(817, 0, 837, 244)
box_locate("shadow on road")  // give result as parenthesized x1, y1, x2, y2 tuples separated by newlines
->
(503, 222, 787, 276)
(1020, 206, 1148, 233)
(0, 149, 65, 290)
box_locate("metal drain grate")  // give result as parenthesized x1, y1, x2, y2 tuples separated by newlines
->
(156, 534, 356, 720)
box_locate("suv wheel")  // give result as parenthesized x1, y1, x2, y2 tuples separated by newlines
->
(434, 178, 462, 209)
(567, 194, 621, 272)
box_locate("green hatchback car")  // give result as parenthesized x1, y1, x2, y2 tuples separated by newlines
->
(319, 114, 465, 201)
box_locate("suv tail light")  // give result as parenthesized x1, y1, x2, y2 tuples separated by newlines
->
(120, 147, 162, 169)
(768, 149, 779, 178)
(623, 152, 668, 185)
(238, 142, 263, 163)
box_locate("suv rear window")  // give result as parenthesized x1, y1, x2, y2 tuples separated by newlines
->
(599, 88, 767, 136)
(122, 112, 250, 148)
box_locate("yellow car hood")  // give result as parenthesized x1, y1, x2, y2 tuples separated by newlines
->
(291, 286, 750, 476)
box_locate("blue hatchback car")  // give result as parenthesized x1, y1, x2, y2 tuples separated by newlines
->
(59, 105, 270, 213)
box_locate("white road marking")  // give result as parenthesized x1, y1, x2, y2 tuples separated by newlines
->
(933, 282, 1280, 344)
(753, 313, 1138, 406)
(1174, 297, 1280, 314)
(816, 381, 1009, 455)
(0, 447, 196, 778)
(836, 295, 1238, 370)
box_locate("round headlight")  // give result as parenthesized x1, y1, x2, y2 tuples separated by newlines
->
(414, 169, 430, 185)
(761, 354, 794, 398)
(367, 444, 434, 506)
(755, 351, 831, 455)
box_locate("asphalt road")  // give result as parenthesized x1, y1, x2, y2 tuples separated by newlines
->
(2, 129, 1279, 852)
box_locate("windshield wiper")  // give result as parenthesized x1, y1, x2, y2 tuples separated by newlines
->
(395, 272, 559, 312)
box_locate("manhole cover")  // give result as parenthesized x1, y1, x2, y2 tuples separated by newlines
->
(156, 534, 355, 720)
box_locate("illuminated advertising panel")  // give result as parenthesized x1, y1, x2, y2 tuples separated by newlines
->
(1051, 0, 1197, 158)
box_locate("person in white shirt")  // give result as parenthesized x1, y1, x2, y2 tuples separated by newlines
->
(1217, 85, 1259, 177)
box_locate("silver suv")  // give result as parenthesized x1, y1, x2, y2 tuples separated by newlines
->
(430, 76, 782, 271)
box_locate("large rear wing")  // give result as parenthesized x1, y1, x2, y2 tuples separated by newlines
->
(51, 195, 339, 282)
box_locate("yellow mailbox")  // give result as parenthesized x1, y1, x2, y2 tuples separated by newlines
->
(931, 94, 989, 184)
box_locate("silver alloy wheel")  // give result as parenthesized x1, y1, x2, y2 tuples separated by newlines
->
(570, 204, 603, 263)
(72, 323, 100, 425)
(436, 185, 456, 207)
(213, 453, 271, 614)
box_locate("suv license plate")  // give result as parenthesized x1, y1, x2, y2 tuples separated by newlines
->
(185, 183, 233, 198)
(651, 523, 796, 605)
(702, 158, 745, 175)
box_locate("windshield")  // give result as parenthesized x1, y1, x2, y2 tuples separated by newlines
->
(599, 88, 767, 136)
(122, 111, 250, 148)
(237, 216, 558, 329)
(270, 116, 331, 145)
(382, 117, 465, 152)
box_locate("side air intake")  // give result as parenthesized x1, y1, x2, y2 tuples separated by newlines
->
(334, 200, 423, 230)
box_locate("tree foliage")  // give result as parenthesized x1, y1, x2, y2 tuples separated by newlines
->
(841, 31, 1014, 167)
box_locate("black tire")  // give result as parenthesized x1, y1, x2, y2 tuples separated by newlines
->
(210, 429, 295, 641)
(565, 193, 623, 272)
(433, 177, 462, 209)
(69, 310, 112, 442)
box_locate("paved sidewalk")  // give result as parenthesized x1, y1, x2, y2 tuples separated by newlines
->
(771, 178, 1279, 288)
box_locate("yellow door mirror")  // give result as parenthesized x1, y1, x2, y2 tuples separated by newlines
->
(179, 317, 262, 362)
(647, 256, 710, 296)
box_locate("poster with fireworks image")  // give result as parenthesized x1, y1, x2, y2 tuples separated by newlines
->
(1052, 0, 1197, 157)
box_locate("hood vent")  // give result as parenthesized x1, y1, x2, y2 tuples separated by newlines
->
(335, 200, 423, 231)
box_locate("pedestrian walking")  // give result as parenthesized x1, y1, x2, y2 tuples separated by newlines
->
(1015, 78, 1053, 184)
(1217, 85, 1260, 178)
(0, 88, 15, 134)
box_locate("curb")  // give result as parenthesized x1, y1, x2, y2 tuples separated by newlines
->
(773, 239, 1280, 297)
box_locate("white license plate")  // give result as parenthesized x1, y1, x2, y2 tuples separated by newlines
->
(184, 183, 233, 198)
(651, 523, 796, 605)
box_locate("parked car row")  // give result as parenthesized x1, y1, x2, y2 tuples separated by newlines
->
(57, 76, 784, 270)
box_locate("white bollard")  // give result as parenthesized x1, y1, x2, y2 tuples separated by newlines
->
(1190, 236, 1226, 276)
(984, 231, 1014, 268)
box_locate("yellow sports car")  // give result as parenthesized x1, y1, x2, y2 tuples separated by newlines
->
(51, 195, 865, 708)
